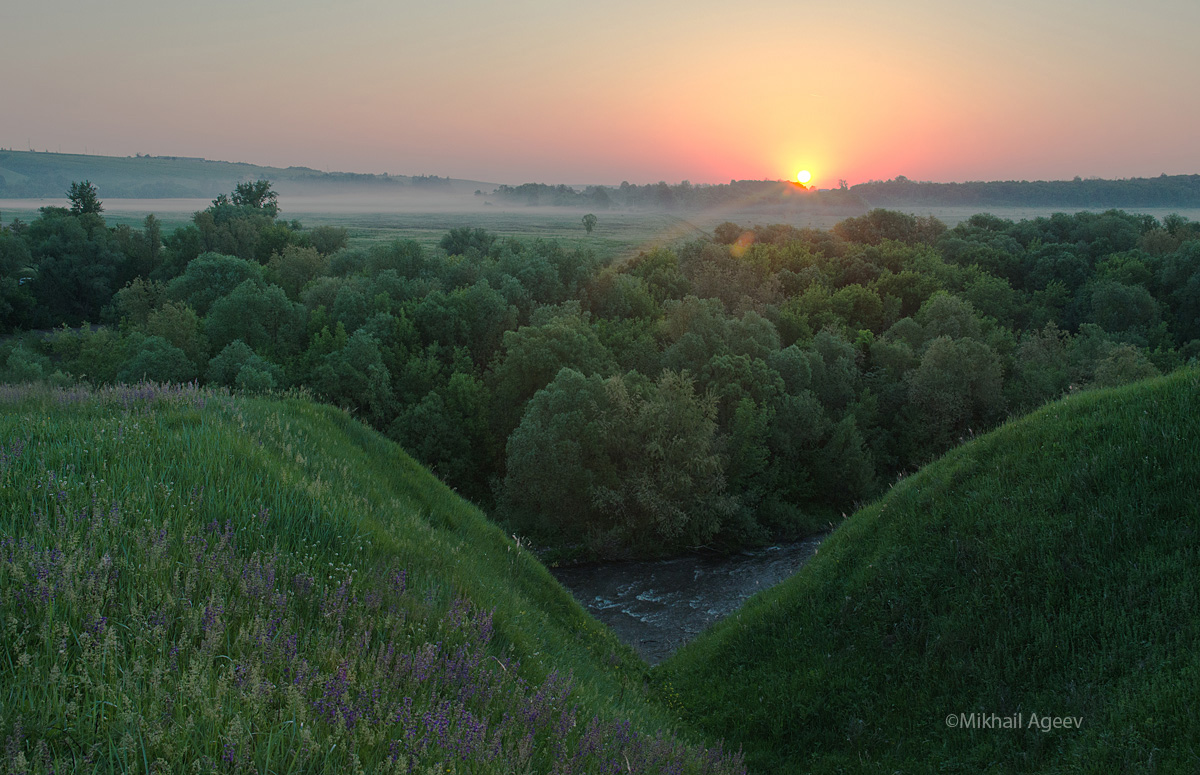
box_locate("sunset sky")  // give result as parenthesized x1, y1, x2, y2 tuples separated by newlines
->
(4, 0, 1198, 186)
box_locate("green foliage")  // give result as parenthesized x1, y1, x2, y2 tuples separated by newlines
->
(388, 371, 494, 503)
(1007, 322, 1072, 411)
(113, 277, 167, 328)
(1088, 279, 1161, 338)
(66, 180, 103, 215)
(412, 282, 518, 367)
(230, 178, 280, 216)
(117, 334, 198, 383)
(833, 208, 946, 245)
(206, 339, 282, 390)
(2, 343, 58, 383)
(47, 325, 127, 383)
(205, 279, 306, 357)
(192, 182, 295, 262)
(267, 243, 327, 299)
(915, 291, 984, 341)
(501, 369, 732, 554)
(595, 370, 732, 548)
(906, 335, 1005, 451)
(306, 224, 349, 255)
(24, 207, 125, 325)
(490, 311, 616, 437)
(624, 247, 691, 302)
(587, 271, 660, 321)
(5, 204, 1198, 559)
(500, 368, 618, 541)
(144, 300, 207, 366)
(0, 230, 35, 332)
(439, 226, 497, 257)
(313, 329, 394, 424)
(659, 369, 1200, 773)
(165, 252, 264, 315)
(582, 213, 598, 234)
(1091, 342, 1159, 387)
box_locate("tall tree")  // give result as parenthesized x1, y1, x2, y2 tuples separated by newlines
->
(67, 180, 103, 215)
(230, 179, 279, 217)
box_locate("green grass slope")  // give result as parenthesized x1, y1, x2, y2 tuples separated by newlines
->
(657, 369, 1200, 774)
(0, 383, 743, 773)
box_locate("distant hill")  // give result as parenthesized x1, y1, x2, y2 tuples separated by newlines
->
(659, 369, 1200, 773)
(852, 174, 1200, 208)
(0, 383, 744, 773)
(0, 150, 494, 198)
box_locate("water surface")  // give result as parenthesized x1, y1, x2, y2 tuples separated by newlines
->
(553, 535, 825, 665)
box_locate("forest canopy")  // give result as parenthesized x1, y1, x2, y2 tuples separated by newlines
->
(2, 183, 1199, 558)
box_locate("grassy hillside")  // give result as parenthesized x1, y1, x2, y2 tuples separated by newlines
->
(0, 383, 743, 774)
(657, 369, 1200, 774)
(0, 150, 492, 198)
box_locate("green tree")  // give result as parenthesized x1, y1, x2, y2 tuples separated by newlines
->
(906, 335, 1005, 454)
(268, 244, 327, 299)
(165, 253, 265, 315)
(623, 247, 691, 302)
(388, 372, 495, 502)
(117, 335, 198, 383)
(1007, 322, 1071, 412)
(231, 179, 279, 216)
(67, 180, 103, 215)
(592, 370, 731, 548)
(439, 227, 497, 258)
(1091, 343, 1159, 387)
(48, 326, 126, 383)
(307, 225, 349, 256)
(205, 280, 307, 356)
(25, 207, 123, 326)
(582, 213, 598, 235)
(489, 312, 615, 437)
(916, 291, 984, 341)
(206, 339, 282, 388)
(0, 230, 35, 332)
(500, 368, 618, 542)
(144, 301, 208, 367)
(313, 329, 394, 425)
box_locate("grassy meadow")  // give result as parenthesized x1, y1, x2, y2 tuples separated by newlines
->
(0, 383, 744, 774)
(7, 196, 1200, 268)
(656, 368, 1200, 774)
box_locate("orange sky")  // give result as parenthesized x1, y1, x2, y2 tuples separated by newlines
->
(3, 0, 1198, 186)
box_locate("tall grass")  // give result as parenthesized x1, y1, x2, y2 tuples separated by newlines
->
(0, 382, 743, 773)
(657, 369, 1200, 774)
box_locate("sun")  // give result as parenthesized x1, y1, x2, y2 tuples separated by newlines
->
(797, 170, 812, 185)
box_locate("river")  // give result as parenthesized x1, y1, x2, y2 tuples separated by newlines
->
(551, 535, 825, 665)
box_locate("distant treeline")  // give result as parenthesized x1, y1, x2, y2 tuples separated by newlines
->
(490, 180, 868, 213)
(4, 180, 1200, 559)
(852, 174, 1200, 208)
(490, 174, 1200, 212)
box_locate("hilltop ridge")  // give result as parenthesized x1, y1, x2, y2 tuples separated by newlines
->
(0, 150, 494, 199)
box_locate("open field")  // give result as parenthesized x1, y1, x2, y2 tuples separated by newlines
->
(6, 197, 1200, 267)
